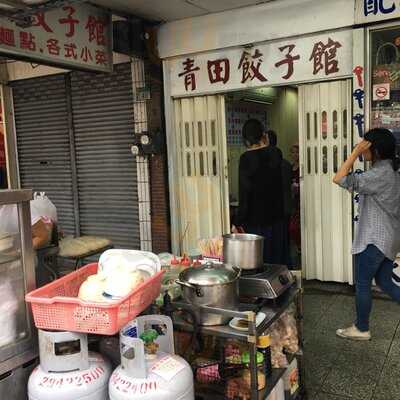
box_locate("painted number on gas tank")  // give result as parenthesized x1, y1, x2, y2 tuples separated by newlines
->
(111, 372, 157, 394)
(38, 366, 105, 388)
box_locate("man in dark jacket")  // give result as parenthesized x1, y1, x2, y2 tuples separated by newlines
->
(267, 130, 293, 266)
(234, 120, 286, 264)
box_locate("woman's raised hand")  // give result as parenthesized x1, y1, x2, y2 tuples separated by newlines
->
(352, 140, 372, 157)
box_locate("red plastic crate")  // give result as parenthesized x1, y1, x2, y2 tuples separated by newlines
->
(26, 263, 164, 335)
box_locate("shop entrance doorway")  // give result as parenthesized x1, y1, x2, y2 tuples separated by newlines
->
(298, 80, 353, 282)
(226, 87, 300, 267)
(171, 81, 353, 283)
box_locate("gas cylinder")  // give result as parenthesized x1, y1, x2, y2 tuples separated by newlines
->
(109, 315, 194, 400)
(28, 330, 112, 400)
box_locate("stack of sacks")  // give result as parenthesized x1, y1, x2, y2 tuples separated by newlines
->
(267, 309, 299, 368)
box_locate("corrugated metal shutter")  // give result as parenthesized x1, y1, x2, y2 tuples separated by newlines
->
(12, 74, 76, 235)
(70, 63, 140, 248)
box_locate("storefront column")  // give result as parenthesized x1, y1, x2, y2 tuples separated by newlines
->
(131, 58, 152, 251)
(162, 61, 181, 255)
(145, 63, 171, 253)
(1, 70, 19, 189)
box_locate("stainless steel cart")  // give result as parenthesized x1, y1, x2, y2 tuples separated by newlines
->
(0, 189, 38, 399)
(171, 285, 305, 400)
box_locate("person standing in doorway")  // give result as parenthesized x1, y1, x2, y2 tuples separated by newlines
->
(233, 119, 286, 264)
(267, 130, 293, 266)
(333, 128, 400, 340)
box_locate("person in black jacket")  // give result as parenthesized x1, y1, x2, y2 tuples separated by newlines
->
(267, 130, 293, 266)
(233, 119, 286, 264)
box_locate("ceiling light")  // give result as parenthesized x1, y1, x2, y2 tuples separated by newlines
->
(242, 98, 272, 105)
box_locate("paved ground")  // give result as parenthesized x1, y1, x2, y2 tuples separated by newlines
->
(303, 284, 400, 400)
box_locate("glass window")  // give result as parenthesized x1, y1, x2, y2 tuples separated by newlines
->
(186, 153, 191, 176)
(322, 146, 328, 174)
(212, 151, 218, 176)
(198, 122, 203, 146)
(333, 145, 338, 173)
(314, 146, 318, 174)
(314, 112, 318, 139)
(185, 122, 190, 147)
(370, 27, 400, 151)
(321, 111, 327, 139)
(199, 152, 205, 176)
(333, 111, 338, 138)
(211, 120, 216, 146)
(0, 218, 29, 349)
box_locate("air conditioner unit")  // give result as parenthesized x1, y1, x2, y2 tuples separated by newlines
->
(113, 19, 145, 58)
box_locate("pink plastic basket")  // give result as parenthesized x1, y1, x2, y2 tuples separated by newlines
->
(26, 263, 164, 335)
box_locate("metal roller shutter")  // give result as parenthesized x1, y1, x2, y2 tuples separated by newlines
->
(12, 74, 76, 236)
(70, 63, 140, 248)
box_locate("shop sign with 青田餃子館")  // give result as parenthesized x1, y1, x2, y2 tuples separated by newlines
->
(0, 3, 112, 73)
(355, 0, 400, 24)
(168, 30, 353, 97)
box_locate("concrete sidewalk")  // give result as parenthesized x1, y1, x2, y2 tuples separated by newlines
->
(304, 286, 400, 400)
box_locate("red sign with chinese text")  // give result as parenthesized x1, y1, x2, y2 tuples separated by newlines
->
(0, 3, 112, 73)
(171, 31, 352, 97)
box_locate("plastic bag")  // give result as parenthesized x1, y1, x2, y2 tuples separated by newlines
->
(31, 192, 57, 224)
(266, 310, 299, 368)
(99, 249, 161, 278)
(0, 192, 56, 245)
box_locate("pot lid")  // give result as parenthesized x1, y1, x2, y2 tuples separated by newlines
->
(179, 262, 239, 285)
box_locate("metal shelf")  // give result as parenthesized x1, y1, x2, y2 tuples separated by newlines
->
(170, 285, 303, 400)
(172, 286, 300, 342)
(195, 368, 286, 400)
(0, 253, 20, 266)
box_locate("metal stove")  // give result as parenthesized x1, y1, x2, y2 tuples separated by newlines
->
(239, 264, 294, 299)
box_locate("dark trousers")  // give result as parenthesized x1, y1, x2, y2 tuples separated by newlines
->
(355, 244, 400, 332)
(245, 220, 289, 265)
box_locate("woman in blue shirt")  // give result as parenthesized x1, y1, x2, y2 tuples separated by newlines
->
(333, 128, 400, 341)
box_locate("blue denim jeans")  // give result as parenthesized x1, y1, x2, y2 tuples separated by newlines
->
(355, 244, 400, 332)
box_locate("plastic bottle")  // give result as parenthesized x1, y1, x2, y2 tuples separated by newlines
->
(257, 335, 273, 377)
(181, 254, 191, 268)
(170, 255, 180, 268)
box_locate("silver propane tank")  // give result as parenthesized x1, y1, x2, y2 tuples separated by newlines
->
(28, 330, 112, 400)
(109, 315, 194, 400)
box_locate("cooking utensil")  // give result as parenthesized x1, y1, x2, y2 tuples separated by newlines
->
(239, 264, 294, 299)
(176, 262, 241, 326)
(223, 233, 264, 270)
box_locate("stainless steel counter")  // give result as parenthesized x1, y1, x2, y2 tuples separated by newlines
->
(0, 190, 38, 377)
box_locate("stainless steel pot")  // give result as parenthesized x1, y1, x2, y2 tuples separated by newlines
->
(176, 262, 241, 326)
(223, 233, 264, 270)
